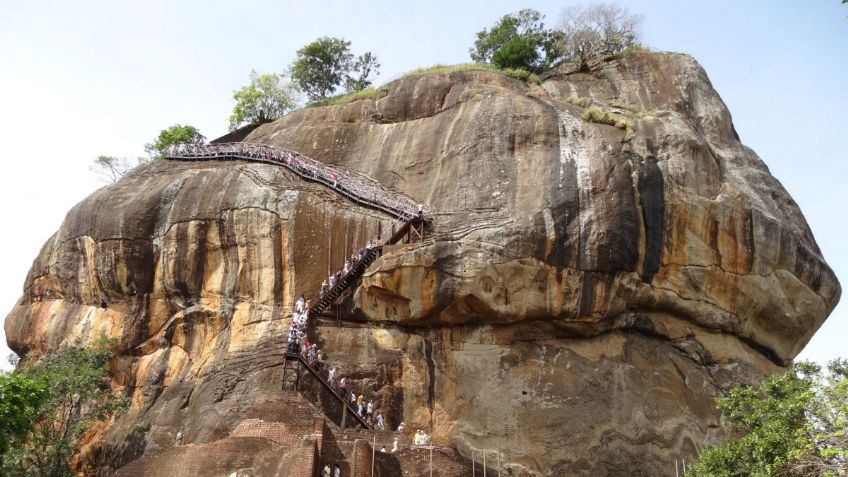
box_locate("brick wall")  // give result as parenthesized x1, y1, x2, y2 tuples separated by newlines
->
(288, 436, 318, 477)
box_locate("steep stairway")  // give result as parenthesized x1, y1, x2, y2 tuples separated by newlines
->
(167, 141, 429, 439)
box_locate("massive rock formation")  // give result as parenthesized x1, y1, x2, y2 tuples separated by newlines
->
(4, 52, 840, 476)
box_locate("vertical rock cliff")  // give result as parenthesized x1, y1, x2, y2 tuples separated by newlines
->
(4, 52, 840, 476)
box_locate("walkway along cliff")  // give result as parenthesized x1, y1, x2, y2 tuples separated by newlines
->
(3, 51, 841, 476)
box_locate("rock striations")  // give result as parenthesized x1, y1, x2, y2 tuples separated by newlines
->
(4, 52, 840, 476)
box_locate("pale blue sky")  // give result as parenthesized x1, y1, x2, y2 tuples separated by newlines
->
(1, 1, 845, 369)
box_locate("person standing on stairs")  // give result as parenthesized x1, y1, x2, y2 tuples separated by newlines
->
(332, 464, 340, 477)
(366, 399, 374, 419)
(322, 463, 330, 477)
(295, 295, 305, 314)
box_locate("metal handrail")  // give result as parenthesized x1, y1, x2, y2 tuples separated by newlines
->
(164, 142, 428, 222)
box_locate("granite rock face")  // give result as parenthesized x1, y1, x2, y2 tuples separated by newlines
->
(4, 52, 839, 476)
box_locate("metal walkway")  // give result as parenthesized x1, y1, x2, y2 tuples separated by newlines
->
(165, 142, 426, 222)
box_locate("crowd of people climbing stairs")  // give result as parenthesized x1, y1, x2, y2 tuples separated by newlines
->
(320, 240, 375, 298)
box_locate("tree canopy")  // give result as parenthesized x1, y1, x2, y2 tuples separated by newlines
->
(690, 360, 848, 477)
(89, 155, 134, 183)
(1, 341, 127, 476)
(0, 373, 47, 469)
(143, 124, 205, 160)
(470, 9, 561, 73)
(290, 37, 380, 102)
(228, 70, 298, 131)
(556, 3, 643, 71)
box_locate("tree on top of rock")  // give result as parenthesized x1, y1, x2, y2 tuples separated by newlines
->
(555, 3, 643, 71)
(469, 8, 562, 73)
(228, 70, 299, 131)
(143, 124, 205, 161)
(290, 37, 380, 102)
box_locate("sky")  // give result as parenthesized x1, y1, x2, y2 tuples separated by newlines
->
(0, 1, 845, 370)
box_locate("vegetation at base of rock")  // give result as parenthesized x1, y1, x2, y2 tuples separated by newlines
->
(470, 9, 562, 73)
(228, 70, 299, 131)
(308, 87, 384, 108)
(290, 36, 380, 102)
(1, 340, 128, 477)
(402, 63, 539, 84)
(0, 373, 48, 469)
(143, 124, 205, 160)
(689, 360, 848, 477)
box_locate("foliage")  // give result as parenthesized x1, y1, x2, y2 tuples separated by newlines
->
(470, 8, 562, 73)
(491, 35, 540, 71)
(143, 124, 205, 160)
(607, 98, 639, 112)
(291, 37, 380, 102)
(0, 373, 48, 468)
(556, 3, 643, 71)
(402, 63, 539, 84)
(566, 96, 592, 108)
(2, 340, 127, 477)
(581, 106, 634, 139)
(345, 52, 381, 93)
(228, 70, 298, 131)
(309, 87, 384, 108)
(689, 360, 848, 477)
(88, 156, 134, 183)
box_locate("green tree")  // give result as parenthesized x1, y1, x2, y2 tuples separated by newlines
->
(291, 37, 353, 101)
(690, 360, 848, 477)
(491, 35, 540, 70)
(143, 124, 205, 160)
(2, 341, 127, 477)
(228, 70, 298, 131)
(291, 37, 380, 101)
(469, 9, 561, 73)
(344, 52, 381, 93)
(0, 373, 48, 469)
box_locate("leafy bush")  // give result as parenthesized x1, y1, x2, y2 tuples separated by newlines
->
(470, 9, 561, 73)
(1, 340, 127, 476)
(689, 360, 848, 477)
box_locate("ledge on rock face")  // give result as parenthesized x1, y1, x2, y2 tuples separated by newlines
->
(4, 52, 839, 476)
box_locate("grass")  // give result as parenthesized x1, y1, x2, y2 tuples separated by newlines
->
(566, 96, 592, 108)
(581, 106, 635, 140)
(401, 63, 540, 84)
(620, 44, 652, 57)
(309, 87, 384, 107)
(607, 98, 639, 112)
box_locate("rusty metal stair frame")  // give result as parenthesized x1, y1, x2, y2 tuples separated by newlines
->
(283, 352, 371, 430)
